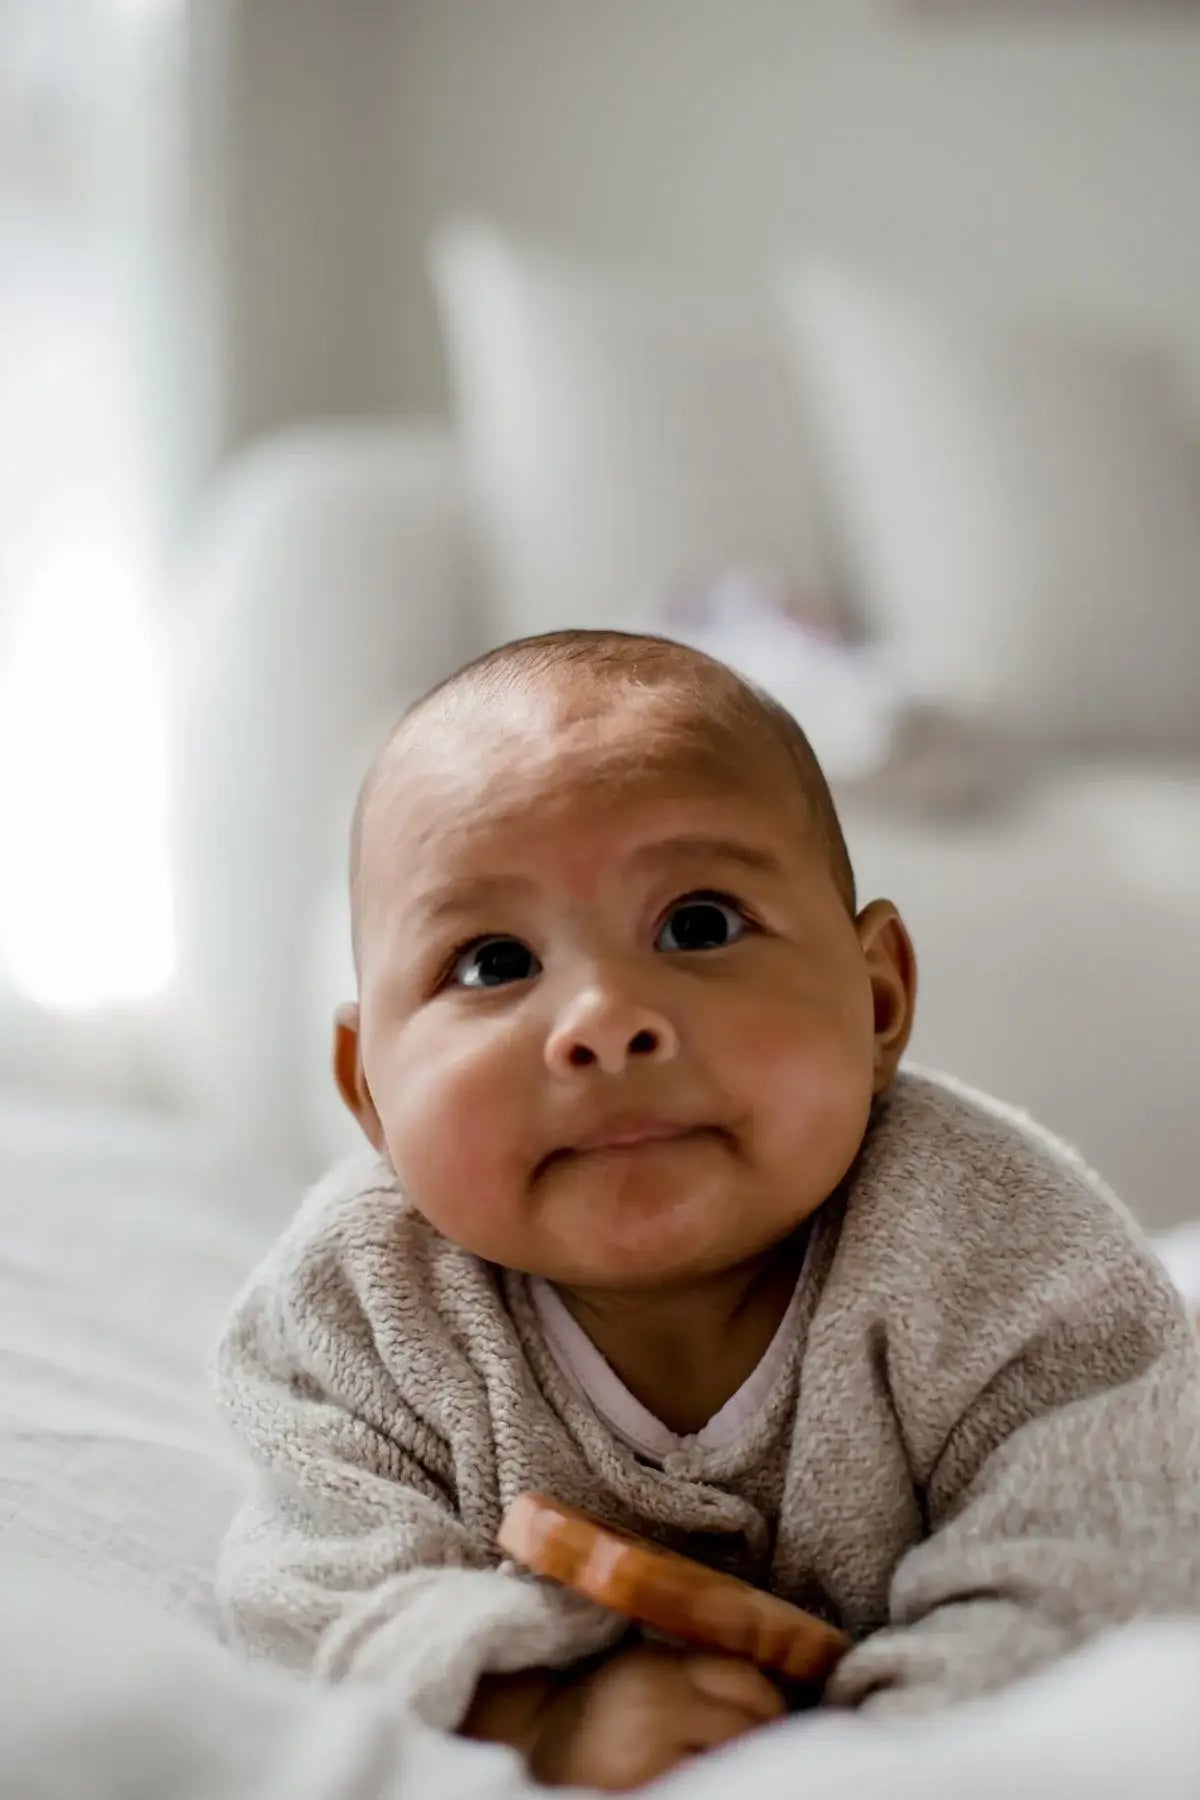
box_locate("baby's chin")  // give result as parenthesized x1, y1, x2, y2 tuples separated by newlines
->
(523, 1140, 796, 1288)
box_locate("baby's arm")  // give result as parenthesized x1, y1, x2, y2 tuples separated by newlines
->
(215, 1264, 624, 1738)
(217, 1279, 783, 1787)
(828, 1196, 1200, 1717)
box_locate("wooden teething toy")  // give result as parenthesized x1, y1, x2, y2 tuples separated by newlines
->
(499, 1492, 849, 1686)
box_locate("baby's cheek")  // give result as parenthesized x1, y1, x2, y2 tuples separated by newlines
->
(381, 1040, 521, 1251)
(731, 995, 873, 1163)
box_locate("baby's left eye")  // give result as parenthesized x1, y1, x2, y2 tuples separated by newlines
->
(655, 893, 751, 954)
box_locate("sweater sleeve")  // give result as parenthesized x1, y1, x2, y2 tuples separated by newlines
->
(820, 1087, 1200, 1720)
(827, 1215, 1200, 1718)
(214, 1249, 624, 1731)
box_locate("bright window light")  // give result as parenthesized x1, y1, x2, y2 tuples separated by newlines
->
(0, 0, 181, 1016)
(0, 510, 175, 1010)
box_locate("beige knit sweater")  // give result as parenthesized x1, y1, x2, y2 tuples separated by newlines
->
(215, 1069, 1200, 1730)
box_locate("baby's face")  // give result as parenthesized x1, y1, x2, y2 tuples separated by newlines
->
(345, 679, 909, 1289)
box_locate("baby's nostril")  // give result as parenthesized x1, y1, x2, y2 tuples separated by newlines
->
(568, 1044, 596, 1068)
(629, 1029, 658, 1055)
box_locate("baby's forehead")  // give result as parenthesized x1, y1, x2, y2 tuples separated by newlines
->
(349, 669, 822, 962)
(371, 679, 787, 842)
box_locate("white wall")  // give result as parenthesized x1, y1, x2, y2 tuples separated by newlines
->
(192, 0, 398, 458)
(207, 0, 1200, 456)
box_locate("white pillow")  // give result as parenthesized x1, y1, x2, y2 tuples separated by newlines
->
(432, 222, 837, 642)
(778, 260, 1200, 746)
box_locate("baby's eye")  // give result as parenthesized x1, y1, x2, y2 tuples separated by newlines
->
(655, 893, 751, 954)
(448, 937, 540, 990)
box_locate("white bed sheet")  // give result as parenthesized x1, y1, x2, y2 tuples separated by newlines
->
(0, 1086, 281, 1625)
(4, 1551, 1198, 1800)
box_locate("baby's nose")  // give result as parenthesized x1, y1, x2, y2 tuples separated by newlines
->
(544, 987, 680, 1077)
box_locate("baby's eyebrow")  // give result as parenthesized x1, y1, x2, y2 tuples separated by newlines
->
(414, 836, 785, 927)
(414, 873, 532, 927)
(628, 835, 786, 879)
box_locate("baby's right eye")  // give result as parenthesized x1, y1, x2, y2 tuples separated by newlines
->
(447, 937, 540, 990)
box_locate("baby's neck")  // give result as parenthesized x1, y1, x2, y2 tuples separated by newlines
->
(552, 1232, 807, 1437)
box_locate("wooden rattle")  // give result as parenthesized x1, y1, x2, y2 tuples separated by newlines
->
(499, 1491, 849, 1687)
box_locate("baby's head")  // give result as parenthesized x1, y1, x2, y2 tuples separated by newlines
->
(335, 630, 915, 1291)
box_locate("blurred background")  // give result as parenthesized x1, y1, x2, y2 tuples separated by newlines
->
(1, 0, 1198, 1227)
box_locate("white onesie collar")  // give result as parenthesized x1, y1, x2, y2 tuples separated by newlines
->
(526, 1249, 810, 1464)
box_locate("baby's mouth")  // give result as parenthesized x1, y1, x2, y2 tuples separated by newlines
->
(536, 1121, 727, 1178)
(574, 1119, 695, 1153)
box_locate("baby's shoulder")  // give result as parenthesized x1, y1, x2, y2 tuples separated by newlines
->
(842, 1066, 1156, 1297)
(238, 1149, 500, 1367)
(279, 1145, 448, 1274)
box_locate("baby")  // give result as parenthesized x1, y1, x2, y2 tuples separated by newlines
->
(217, 629, 1200, 1790)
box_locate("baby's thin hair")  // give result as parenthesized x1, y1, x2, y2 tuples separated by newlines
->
(349, 629, 856, 966)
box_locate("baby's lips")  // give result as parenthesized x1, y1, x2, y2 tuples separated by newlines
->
(538, 1115, 700, 1168)
(570, 1116, 697, 1154)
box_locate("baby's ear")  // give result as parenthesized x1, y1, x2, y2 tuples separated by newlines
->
(855, 900, 917, 1094)
(332, 1003, 386, 1153)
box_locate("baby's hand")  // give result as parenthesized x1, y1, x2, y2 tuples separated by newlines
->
(530, 1639, 786, 1790)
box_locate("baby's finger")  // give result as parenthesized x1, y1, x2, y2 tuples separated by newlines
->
(679, 1697, 776, 1757)
(682, 1653, 786, 1722)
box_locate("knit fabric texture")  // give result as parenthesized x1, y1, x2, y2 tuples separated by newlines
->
(214, 1068, 1200, 1729)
